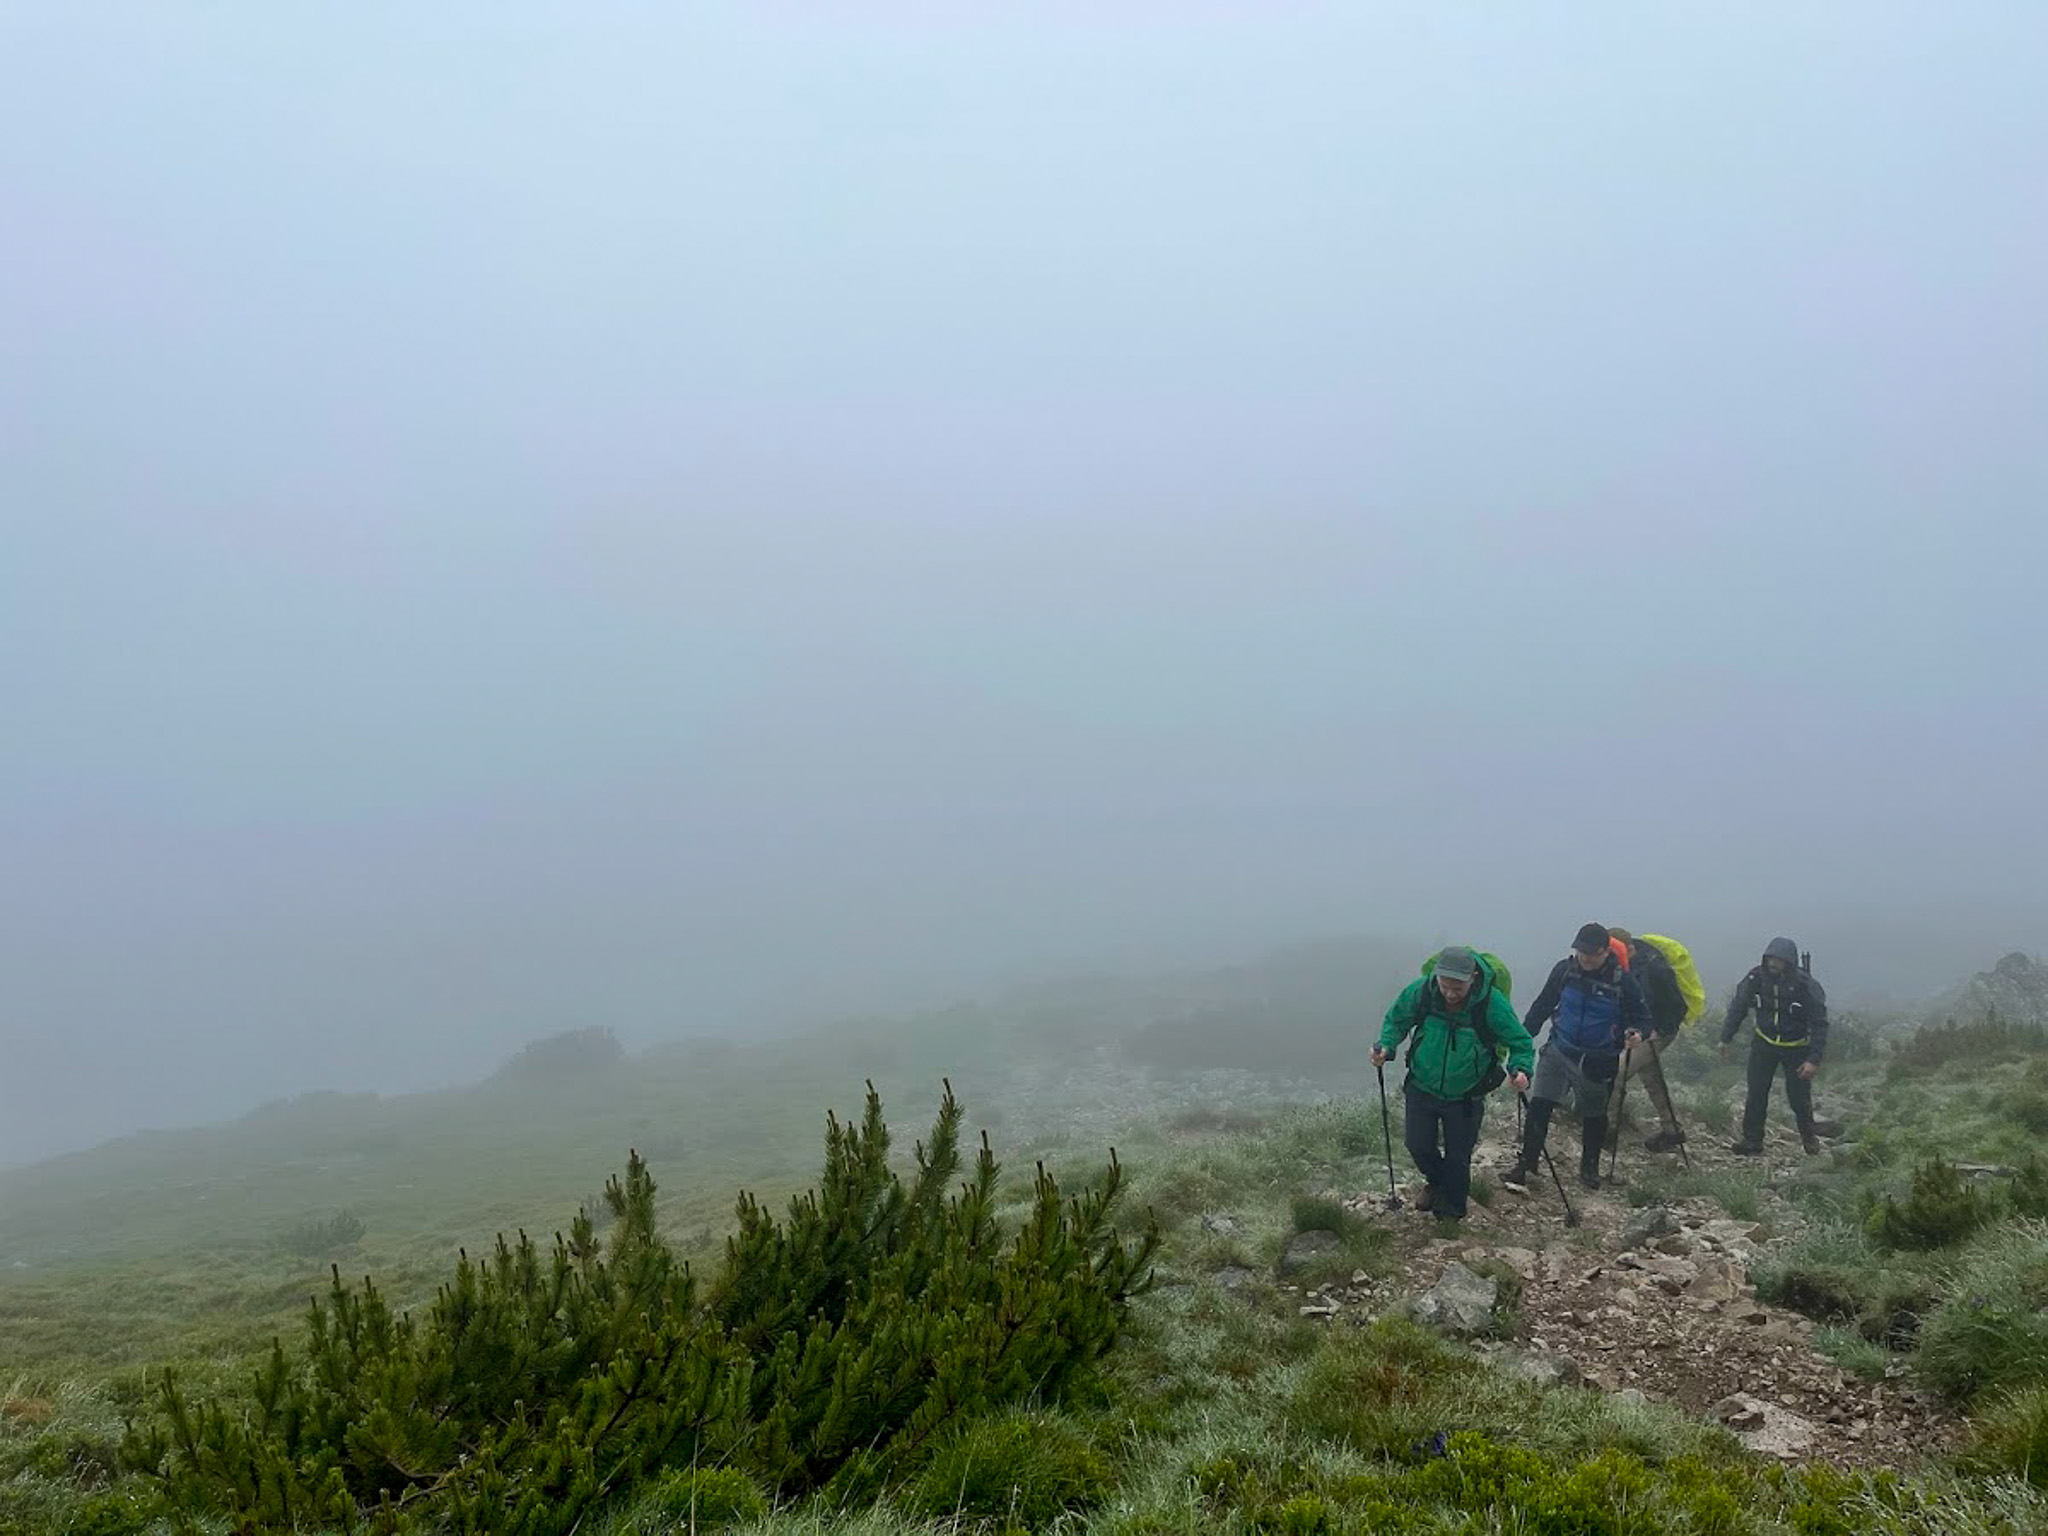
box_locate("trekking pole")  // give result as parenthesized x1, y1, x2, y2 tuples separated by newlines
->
(1607, 1044, 1633, 1182)
(1671, 1070, 1696, 1170)
(1538, 1141, 1582, 1228)
(1375, 1060, 1404, 1210)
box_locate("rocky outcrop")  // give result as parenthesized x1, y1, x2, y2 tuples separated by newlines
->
(1931, 951, 2048, 1027)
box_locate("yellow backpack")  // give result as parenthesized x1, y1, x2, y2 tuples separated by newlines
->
(1640, 933, 1707, 1024)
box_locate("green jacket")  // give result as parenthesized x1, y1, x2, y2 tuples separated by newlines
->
(1377, 966, 1536, 1101)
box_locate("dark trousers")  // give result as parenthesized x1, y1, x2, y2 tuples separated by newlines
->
(1743, 1038, 1816, 1143)
(1404, 1078, 1485, 1218)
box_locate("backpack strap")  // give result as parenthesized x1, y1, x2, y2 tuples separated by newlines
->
(1405, 975, 1502, 1065)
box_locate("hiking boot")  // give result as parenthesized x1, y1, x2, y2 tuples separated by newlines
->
(1499, 1162, 1534, 1195)
(1644, 1128, 1687, 1153)
(1415, 1183, 1437, 1213)
(1578, 1166, 1603, 1191)
(1802, 1133, 1823, 1156)
(1729, 1139, 1764, 1156)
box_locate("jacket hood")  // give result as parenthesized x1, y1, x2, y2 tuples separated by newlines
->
(1763, 936, 1801, 967)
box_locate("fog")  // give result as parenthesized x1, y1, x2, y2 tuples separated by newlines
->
(3, 5, 2045, 1166)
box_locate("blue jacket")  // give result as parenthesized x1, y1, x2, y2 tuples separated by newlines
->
(1523, 954, 1650, 1056)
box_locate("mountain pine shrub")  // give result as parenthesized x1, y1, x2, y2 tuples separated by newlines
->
(1867, 1159, 1995, 1251)
(122, 1082, 1157, 1534)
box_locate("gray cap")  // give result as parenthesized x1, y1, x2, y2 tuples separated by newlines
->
(1434, 946, 1479, 983)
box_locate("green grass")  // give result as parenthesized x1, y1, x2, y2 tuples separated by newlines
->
(1625, 1164, 1768, 1222)
(9, 966, 2048, 1535)
(1289, 1193, 1366, 1239)
(1813, 1325, 1895, 1383)
(1917, 1223, 2048, 1408)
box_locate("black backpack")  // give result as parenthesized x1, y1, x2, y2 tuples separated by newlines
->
(1630, 940, 1687, 1036)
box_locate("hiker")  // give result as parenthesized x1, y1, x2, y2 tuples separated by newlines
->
(1604, 928, 1690, 1153)
(1504, 923, 1651, 1193)
(1721, 937, 1829, 1155)
(1370, 946, 1534, 1222)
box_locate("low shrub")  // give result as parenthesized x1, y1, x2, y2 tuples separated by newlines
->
(272, 1209, 365, 1258)
(2013, 1157, 2048, 1219)
(1867, 1160, 1995, 1252)
(1757, 1261, 1865, 1322)
(1887, 1013, 2048, 1080)
(2001, 1088, 2048, 1135)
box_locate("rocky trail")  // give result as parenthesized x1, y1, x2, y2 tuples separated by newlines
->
(1225, 1109, 1959, 1471)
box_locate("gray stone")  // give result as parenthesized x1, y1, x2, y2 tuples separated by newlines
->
(1200, 1213, 1242, 1238)
(1619, 1206, 1679, 1250)
(1619, 1252, 1699, 1289)
(1701, 1218, 1763, 1246)
(1689, 1257, 1747, 1303)
(1501, 1348, 1582, 1388)
(1713, 1393, 1817, 1457)
(1411, 1260, 1501, 1336)
(1211, 1266, 1259, 1291)
(1276, 1230, 1341, 1278)
(1478, 1245, 1540, 1281)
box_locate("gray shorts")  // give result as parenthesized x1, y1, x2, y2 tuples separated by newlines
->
(1532, 1041, 1621, 1118)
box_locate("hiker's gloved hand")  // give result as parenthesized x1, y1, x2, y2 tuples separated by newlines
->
(1369, 1046, 1390, 1067)
(1510, 1071, 1530, 1093)
(1797, 1060, 1818, 1080)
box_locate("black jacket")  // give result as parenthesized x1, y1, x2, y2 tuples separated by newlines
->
(1629, 939, 1689, 1038)
(1721, 937, 1829, 1063)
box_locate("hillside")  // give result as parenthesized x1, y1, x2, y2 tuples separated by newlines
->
(7, 943, 2048, 1533)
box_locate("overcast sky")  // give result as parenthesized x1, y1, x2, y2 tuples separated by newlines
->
(3, 4, 2044, 1166)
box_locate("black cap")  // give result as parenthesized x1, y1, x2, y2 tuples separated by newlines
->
(1573, 922, 1611, 955)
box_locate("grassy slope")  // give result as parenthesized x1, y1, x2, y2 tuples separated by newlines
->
(6, 962, 2048, 1533)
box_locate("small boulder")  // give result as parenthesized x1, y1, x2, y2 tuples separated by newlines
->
(1411, 1260, 1501, 1336)
(1688, 1257, 1747, 1304)
(1501, 1348, 1582, 1388)
(1481, 1245, 1541, 1281)
(1619, 1207, 1679, 1250)
(1713, 1393, 1817, 1457)
(1715, 1395, 1768, 1431)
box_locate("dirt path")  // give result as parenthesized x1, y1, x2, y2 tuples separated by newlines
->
(1286, 1113, 1960, 1469)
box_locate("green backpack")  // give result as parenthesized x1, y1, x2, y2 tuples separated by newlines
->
(1419, 949, 1513, 1005)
